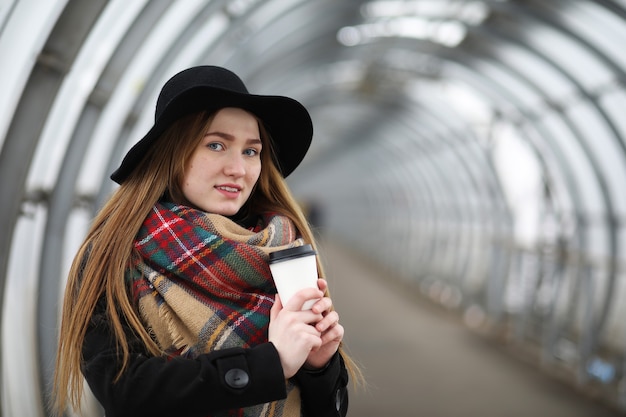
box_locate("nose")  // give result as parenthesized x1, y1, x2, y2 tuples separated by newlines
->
(224, 153, 246, 177)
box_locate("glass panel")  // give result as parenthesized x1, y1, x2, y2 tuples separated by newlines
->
(539, 111, 603, 215)
(60, 208, 92, 299)
(559, 1, 626, 71)
(491, 121, 543, 247)
(523, 22, 614, 90)
(469, 60, 544, 110)
(587, 222, 610, 267)
(495, 43, 577, 103)
(600, 88, 626, 269)
(566, 101, 626, 214)
(604, 271, 626, 352)
(0, 0, 17, 32)
(27, 0, 148, 190)
(247, 0, 304, 29)
(599, 88, 626, 160)
(0, 0, 66, 150)
(520, 123, 576, 221)
(2, 207, 46, 417)
(432, 80, 493, 126)
(76, 1, 221, 195)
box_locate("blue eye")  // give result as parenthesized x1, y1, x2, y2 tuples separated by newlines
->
(207, 142, 223, 151)
(244, 148, 259, 157)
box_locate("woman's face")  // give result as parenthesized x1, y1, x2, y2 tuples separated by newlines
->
(181, 107, 262, 215)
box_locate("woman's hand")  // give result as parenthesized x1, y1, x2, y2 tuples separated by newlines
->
(268, 287, 325, 379)
(303, 279, 344, 370)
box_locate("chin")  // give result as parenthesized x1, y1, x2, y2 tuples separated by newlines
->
(214, 206, 242, 216)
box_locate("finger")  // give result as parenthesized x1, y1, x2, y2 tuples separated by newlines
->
(320, 323, 344, 344)
(317, 278, 328, 292)
(292, 323, 323, 347)
(270, 293, 283, 320)
(285, 307, 325, 326)
(311, 296, 332, 315)
(315, 311, 339, 332)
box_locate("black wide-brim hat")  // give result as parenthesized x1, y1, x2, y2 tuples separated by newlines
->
(110, 66, 313, 183)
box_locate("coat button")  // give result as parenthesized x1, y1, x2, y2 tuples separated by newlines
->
(335, 388, 341, 410)
(225, 368, 249, 389)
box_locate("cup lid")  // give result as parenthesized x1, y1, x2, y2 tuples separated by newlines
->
(269, 244, 315, 263)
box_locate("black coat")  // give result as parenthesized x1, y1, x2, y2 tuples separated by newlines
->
(81, 301, 349, 417)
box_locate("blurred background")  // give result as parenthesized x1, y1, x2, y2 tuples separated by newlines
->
(2, 0, 626, 416)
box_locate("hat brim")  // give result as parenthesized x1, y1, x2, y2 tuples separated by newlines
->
(110, 86, 312, 184)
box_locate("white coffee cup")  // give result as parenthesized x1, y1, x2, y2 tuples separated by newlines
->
(269, 244, 319, 310)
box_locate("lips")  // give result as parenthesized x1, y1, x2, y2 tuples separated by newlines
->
(215, 184, 243, 199)
(216, 185, 240, 193)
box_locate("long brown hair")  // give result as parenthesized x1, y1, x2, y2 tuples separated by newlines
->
(53, 109, 361, 414)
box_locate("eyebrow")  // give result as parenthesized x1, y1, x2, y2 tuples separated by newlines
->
(205, 131, 262, 145)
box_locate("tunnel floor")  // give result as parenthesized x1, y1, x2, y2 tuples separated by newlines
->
(319, 238, 623, 417)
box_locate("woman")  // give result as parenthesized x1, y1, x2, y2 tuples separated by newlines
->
(54, 66, 358, 417)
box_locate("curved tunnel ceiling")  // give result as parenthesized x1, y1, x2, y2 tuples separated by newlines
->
(2, 0, 626, 415)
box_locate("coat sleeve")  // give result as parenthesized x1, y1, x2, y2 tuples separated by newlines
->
(81, 307, 287, 417)
(295, 352, 350, 417)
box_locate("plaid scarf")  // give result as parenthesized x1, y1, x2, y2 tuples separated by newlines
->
(129, 201, 305, 417)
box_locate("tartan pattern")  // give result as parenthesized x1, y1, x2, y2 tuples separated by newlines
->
(130, 202, 304, 416)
